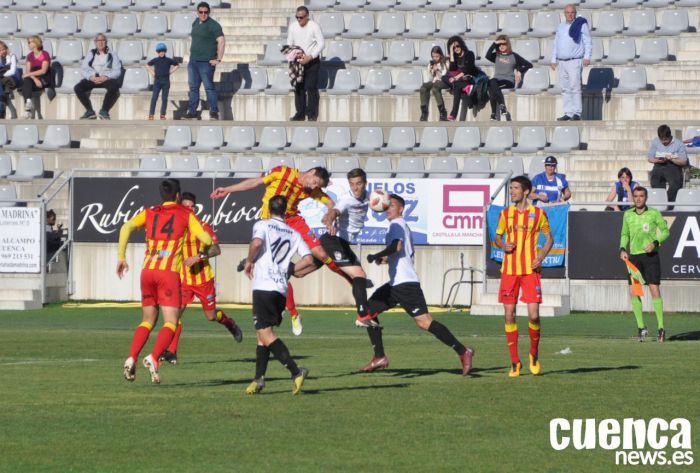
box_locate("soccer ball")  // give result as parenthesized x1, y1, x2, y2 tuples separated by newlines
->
(369, 189, 390, 212)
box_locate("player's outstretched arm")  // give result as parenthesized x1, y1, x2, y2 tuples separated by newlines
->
(367, 239, 401, 264)
(210, 176, 265, 200)
(321, 208, 339, 236)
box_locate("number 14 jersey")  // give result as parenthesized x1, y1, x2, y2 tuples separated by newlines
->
(251, 217, 311, 295)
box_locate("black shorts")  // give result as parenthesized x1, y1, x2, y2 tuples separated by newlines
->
(320, 233, 360, 267)
(252, 290, 287, 330)
(368, 282, 429, 318)
(629, 253, 661, 286)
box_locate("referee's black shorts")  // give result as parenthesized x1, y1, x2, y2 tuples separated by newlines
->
(252, 290, 287, 330)
(629, 252, 661, 286)
(368, 282, 429, 318)
(320, 233, 360, 267)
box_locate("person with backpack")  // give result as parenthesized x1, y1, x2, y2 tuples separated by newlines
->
(0, 40, 21, 119)
(74, 33, 123, 120)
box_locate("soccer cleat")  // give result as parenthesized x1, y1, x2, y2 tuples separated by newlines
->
(228, 321, 243, 343)
(143, 354, 161, 384)
(509, 361, 522, 378)
(123, 357, 136, 381)
(657, 328, 666, 343)
(236, 257, 246, 273)
(355, 313, 380, 328)
(529, 353, 541, 376)
(292, 367, 308, 395)
(159, 350, 178, 365)
(360, 355, 389, 373)
(638, 327, 649, 342)
(291, 314, 303, 336)
(459, 347, 475, 376)
(245, 377, 265, 395)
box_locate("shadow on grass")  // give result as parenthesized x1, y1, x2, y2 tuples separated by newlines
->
(302, 383, 411, 395)
(543, 365, 640, 376)
(668, 331, 700, 342)
(182, 355, 312, 365)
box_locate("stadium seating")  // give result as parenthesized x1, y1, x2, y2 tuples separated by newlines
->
(384, 41, 416, 66)
(136, 14, 169, 38)
(329, 156, 360, 174)
(602, 39, 636, 65)
(158, 126, 192, 152)
(201, 156, 232, 178)
(137, 155, 167, 178)
(319, 127, 352, 152)
(351, 127, 384, 153)
(110, 14, 139, 38)
(0, 183, 18, 205)
(259, 41, 286, 66)
(623, 10, 657, 36)
(267, 69, 293, 95)
(396, 157, 425, 178)
(233, 156, 264, 178)
(344, 14, 375, 38)
(494, 156, 524, 177)
(190, 126, 224, 152)
(512, 127, 547, 153)
(359, 68, 392, 94)
(415, 126, 449, 153)
(391, 68, 423, 94)
(316, 13, 344, 39)
(614, 67, 648, 93)
(374, 12, 406, 39)
(466, 13, 498, 38)
(385, 127, 417, 153)
(252, 127, 287, 152)
(435, 12, 467, 38)
(0, 125, 7, 147)
(365, 156, 393, 177)
(657, 10, 690, 35)
(450, 127, 481, 153)
(428, 156, 458, 178)
(327, 69, 361, 94)
(405, 13, 436, 39)
(268, 156, 295, 169)
(37, 125, 71, 151)
(169, 155, 200, 178)
(17, 13, 48, 38)
(545, 126, 581, 152)
(46, 14, 78, 38)
(222, 126, 256, 152)
(103, 0, 133, 11)
(481, 127, 514, 154)
(646, 188, 669, 210)
(77, 14, 108, 39)
(351, 41, 384, 66)
(527, 156, 547, 177)
(8, 155, 44, 181)
(0, 154, 12, 178)
(287, 127, 320, 153)
(636, 38, 670, 64)
(516, 67, 551, 94)
(235, 68, 268, 95)
(299, 156, 327, 171)
(5, 125, 39, 150)
(674, 189, 700, 211)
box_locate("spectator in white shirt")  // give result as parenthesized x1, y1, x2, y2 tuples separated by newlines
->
(286, 6, 324, 121)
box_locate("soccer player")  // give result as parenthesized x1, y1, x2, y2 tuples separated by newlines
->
(362, 194, 475, 376)
(211, 165, 352, 336)
(117, 179, 212, 384)
(494, 176, 553, 378)
(160, 192, 242, 365)
(320, 168, 377, 328)
(619, 186, 670, 342)
(244, 195, 316, 395)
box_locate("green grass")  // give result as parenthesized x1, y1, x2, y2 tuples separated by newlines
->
(0, 306, 698, 473)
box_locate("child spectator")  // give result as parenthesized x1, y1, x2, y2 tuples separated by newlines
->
(146, 43, 179, 120)
(419, 46, 449, 122)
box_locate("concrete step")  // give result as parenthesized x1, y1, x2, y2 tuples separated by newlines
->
(0, 300, 42, 310)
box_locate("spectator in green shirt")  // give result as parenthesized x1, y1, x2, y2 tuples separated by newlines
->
(186, 2, 225, 120)
(619, 186, 670, 343)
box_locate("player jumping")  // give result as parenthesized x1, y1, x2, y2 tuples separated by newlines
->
(160, 192, 243, 365)
(117, 179, 212, 384)
(211, 166, 352, 336)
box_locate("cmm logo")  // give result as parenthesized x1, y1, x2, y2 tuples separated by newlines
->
(550, 418, 694, 466)
(441, 185, 490, 229)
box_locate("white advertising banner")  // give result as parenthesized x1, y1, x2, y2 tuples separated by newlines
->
(299, 178, 506, 246)
(0, 207, 42, 273)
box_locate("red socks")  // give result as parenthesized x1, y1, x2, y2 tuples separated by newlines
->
(505, 323, 520, 364)
(528, 321, 541, 357)
(151, 322, 177, 361)
(128, 321, 153, 360)
(324, 257, 353, 284)
(216, 310, 236, 329)
(166, 320, 183, 354)
(286, 282, 299, 317)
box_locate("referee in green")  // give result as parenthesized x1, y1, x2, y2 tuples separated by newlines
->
(619, 187, 670, 342)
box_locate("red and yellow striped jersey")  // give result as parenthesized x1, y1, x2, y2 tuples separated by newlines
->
(260, 166, 331, 219)
(118, 202, 212, 273)
(495, 204, 551, 276)
(181, 222, 218, 286)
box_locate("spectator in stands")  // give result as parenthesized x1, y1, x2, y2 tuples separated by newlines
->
(551, 4, 591, 121)
(485, 35, 532, 122)
(287, 5, 324, 122)
(75, 33, 123, 120)
(419, 46, 449, 122)
(606, 167, 639, 211)
(186, 2, 224, 121)
(648, 124, 688, 203)
(21, 36, 50, 119)
(0, 41, 20, 119)
(530, 156, 572, 206)
(145, 43, 179, 120)
(46, 209, 63, 261)
(445, 36, 481, 122)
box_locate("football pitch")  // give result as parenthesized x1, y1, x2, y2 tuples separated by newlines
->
(0, 306, 698, 473)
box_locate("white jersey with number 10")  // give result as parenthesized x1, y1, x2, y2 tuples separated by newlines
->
(251, 217, 311, 295)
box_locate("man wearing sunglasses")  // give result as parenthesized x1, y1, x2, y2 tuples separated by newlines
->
(286, 6, 324, 121)
(186, 2, 225, 120)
